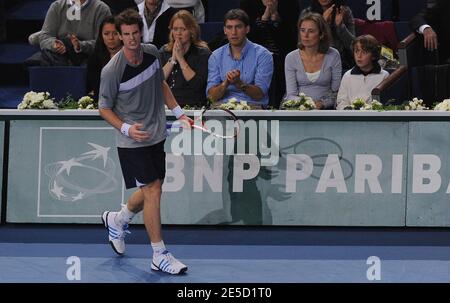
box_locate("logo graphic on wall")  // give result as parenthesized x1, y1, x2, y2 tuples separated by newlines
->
(44, 142, 118, 202)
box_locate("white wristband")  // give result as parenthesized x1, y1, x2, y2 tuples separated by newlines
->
(171, 105, 185, 119)
(120, 123, 131, 137)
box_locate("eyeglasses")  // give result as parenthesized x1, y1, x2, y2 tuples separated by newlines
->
(171, 27, 187, 33)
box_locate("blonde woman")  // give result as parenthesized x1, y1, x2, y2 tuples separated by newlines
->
(159, 10, 211, 107)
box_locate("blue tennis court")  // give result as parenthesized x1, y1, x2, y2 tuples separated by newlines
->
(1, 225, 450, 283)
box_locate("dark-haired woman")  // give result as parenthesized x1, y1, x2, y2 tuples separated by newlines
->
(87, 16, 123, 99)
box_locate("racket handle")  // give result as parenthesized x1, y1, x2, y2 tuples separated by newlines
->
(166, 121, 182, 129)
(166, 121, 183, 136)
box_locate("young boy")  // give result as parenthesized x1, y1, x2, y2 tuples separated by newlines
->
(336, 35, 389, 110)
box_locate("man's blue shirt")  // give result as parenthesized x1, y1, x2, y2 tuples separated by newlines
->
(206, 39, 273, 106)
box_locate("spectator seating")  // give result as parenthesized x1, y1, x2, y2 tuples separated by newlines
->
(299, 0, 427, 22)
(200, 21, 223, 43)
(347, 0, 394, 21)
(300, 0, 395, 20)
(102, 0, 137, 16)
(298, 0, 311, 12)
(28, 66, 87, 101)
(372, 65, 409, 104)
(0, 86, 29, 108)
(398, 33, 439, 67)
(1, 0, 428, 109)
(206, 0, 239, 22)
(354, 18, 399, 53)
(410, 64, 450, 107)
(394, 21, 412, 41)
(6, 0, 52, 20)
(5, 0, 52, 42)
(397, 0, 427, 21)
(0, 0, 52, 108)
(397, 31, 446, 106)
(355, 18, 413, 54)
(0, 43, 38, 84)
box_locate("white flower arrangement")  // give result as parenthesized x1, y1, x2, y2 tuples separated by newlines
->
(433, 99, 450, 111)
(17, 91, 57, 110)
(344, 98, 383, 111)
(77, 96, 96, 110)
(219, 98, 251, 110)
(361, 100, 383, 110)
(280, 93, 316, 110)
(404, 98, 428, 110)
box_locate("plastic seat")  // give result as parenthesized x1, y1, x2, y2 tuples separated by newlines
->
(28, 66, 87, 101)
(200, 22, 223, 43)
(206, 0, 239, 22)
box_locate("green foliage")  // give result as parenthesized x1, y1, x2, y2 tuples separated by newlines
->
(182, 104, 204, 110)
(57, 94, 78, 109)
(57, 94, 97, 110)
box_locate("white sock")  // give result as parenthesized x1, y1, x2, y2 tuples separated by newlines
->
(115, 204, 136, 226)
(151, 240, 167, 257)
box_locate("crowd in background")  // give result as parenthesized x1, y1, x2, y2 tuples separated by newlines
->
(2, 0, 448, 109)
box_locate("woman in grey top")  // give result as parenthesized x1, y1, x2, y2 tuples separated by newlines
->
(301, 0, 355, 69)
(284, 12, 342, 109)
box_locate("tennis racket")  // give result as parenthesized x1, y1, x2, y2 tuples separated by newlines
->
(167, 107, 240, 139)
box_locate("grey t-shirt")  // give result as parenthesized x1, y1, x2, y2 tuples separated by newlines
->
(99, 44, 167, 148)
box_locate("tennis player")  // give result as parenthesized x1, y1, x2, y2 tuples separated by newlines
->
(98, 9, 191, 275)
